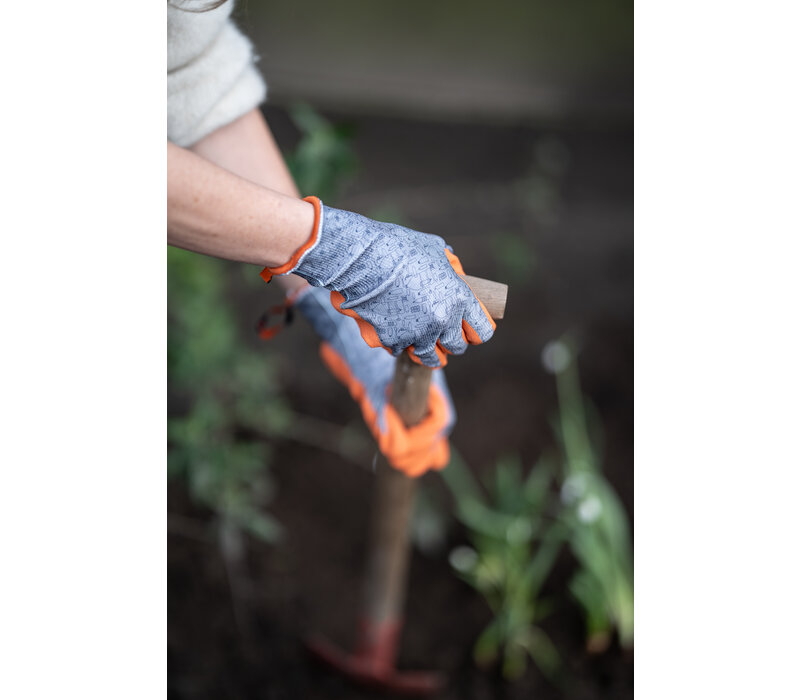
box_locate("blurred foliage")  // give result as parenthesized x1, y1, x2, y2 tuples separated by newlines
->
(491, 134, 569, 284)
(168, 246, 292, 543)
(491, 231, 535, 285)
(441, 341, 633, 679)
(286, 103, 358, 201)
(168, 104, 360, 544)
(546, 339, 634, 652)
(515, 134, 570, 228)
(442, 451, 564, 680)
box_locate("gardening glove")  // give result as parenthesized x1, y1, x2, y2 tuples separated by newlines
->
(294, 284, 455, 477)
(261, 196, 495, 368)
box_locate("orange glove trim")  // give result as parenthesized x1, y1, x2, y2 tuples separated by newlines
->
(319, 342, 451, 477)
(330, 290, 394, 355)
(407, 343, 450, 368)
(444, 248, 497, 339)
(260, 196, 322, 284)
(405, 251, 496, 367)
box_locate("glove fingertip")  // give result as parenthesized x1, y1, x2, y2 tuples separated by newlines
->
(462, 301, 496, 344)
(407, 345, 445, 368)
(438, 329, 468, 357)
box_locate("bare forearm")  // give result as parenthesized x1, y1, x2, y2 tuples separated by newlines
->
(189, 109, 300, 196)
(187, 110, 309, 292)
(167, 140, 314, 267)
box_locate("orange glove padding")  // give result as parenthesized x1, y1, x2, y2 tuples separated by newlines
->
(320, 342, 451, 477)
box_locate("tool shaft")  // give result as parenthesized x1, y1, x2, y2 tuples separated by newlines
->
(360, 276, 506, 662)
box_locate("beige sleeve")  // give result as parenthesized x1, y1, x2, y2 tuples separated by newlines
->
(167, 2, 267, 148)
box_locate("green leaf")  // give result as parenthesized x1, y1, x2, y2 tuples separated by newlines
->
(240, 510, 283, 543)
(502, 639, 529, 680)
(522, 522, 566, 596)
(492, 453, 524, 512)
(550, 347, 634, 649)
(473, 617, 503, 668)
(523, 627, 560, 678)
(523, 455, 554, 510)
(439, 448, 483, 504)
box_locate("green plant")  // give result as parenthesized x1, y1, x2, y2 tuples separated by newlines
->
(168, 106, 362, 542)
(543, 339, 634, 652)
(442, 451, 564, 680)
(437, 339, 633, 680)
(286, 103, 358, 201)
(168, 246, 291, 543)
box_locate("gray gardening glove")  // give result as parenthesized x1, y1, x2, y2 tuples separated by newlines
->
(294, 285, 455, 476)
(261, 196, 495, 368)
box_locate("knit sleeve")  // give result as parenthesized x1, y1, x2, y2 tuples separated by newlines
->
(168, 3, 267, 147)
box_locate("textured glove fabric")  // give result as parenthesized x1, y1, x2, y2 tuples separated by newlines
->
(295, 285, 455, 477)
(265, 197, 495, 368)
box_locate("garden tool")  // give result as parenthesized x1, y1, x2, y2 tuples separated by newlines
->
(306, 274, 507, 695)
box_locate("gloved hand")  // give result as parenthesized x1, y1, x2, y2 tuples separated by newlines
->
(261, 196, 495, 368)
(294, 285, 455, 477)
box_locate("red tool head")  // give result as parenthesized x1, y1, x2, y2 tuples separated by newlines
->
(306, 617, 445, 696)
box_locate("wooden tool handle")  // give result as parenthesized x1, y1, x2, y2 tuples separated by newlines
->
(462, 275, 508, 320)
(389, 276, 506, 426)
(361, 277, 507, 637)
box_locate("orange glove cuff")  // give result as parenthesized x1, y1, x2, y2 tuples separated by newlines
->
(259, 196, 322, 284)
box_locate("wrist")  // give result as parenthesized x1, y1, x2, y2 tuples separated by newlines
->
(260, 196, 321, 283)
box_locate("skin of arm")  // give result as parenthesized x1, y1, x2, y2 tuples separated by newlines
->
(186, 109, 311, 294)
(167, 133, 314, 273)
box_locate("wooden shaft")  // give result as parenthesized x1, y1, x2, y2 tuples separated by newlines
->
(361, 275, 507, 639)
(462, 275, 507, 320)
(362, 355, 431, 630)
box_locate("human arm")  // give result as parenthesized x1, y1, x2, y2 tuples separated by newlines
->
(184, 108, 310, 294)
(189, 109, 298, 196)
(169, 112, 495, 368)
(167, 139, 314, 269)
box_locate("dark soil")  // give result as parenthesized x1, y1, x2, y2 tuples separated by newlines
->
(169, 107, 633, 699)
